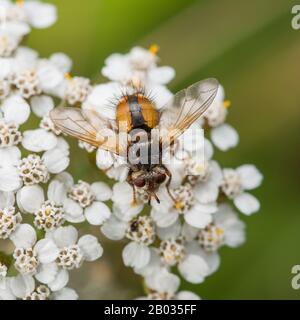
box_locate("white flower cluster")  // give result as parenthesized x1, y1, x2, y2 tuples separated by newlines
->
(94, 47, 262, 299)
(0, 0, 110, 300)
(0, 1, 263, 300)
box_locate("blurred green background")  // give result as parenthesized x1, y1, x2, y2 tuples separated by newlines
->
(26, 0, 300, 299)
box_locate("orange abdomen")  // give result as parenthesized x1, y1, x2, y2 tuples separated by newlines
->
(116, 94, 159, 133)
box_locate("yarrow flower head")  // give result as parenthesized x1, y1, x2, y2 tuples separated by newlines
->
(0, 1, 107, 300)
(221, 165, 263, 215)
(34, 200, 65, 232)
(0, 119, 22, 147)
(0, 1, 263, 300)
(18, 154, 49, 185)
(91, 46, 263, 298)
(0, 206, 22, 239)
(64, 76, 91, 105)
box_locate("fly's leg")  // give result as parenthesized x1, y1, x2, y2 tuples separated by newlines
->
(132, 184, 137, 205)
(127, 172, 138, 206)
(163, 165, 177, 204)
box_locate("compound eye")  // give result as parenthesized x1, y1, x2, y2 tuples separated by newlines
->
(154, 173, 166, 184)
(133, 176, 146, 188)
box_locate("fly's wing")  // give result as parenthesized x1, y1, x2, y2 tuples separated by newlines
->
(158, 78, 219, 148)
(50, 107, 126, 155)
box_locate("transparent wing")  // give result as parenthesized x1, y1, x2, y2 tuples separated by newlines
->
(50, 107, 124, 155)
(158, 78, 219, 147)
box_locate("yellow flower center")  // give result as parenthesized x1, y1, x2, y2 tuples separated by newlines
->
(16, 0, 24, 6)
(216, 227, 224, 236)
(149, 44, 159, 55)
(174, 201, 184, 210)
(223, 99, 231, 109)
(64, 73, 73, 80)
(195, 163, 206, 175)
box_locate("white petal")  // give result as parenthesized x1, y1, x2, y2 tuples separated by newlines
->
(37, 63, 64, 91)
(82, 82, 120, 120)
(15, 47, 39, 64)
(165, 159, 185, 189)
(96, 148, 115, 170)
(214, 204, 239, 227)
(225, 222, 246, 247)
(22, 129, 58, 152)
(148, 66, 175, 85)
(101, 57, 130, 84)
(35, 263, 58, 284)
(0, 191, 15, 209)
(9, 274, 34, 299)
(0, 58, 12, 80)
(2, 95, 30, 125)
(91, 182, 112, 201)
(195, 183, 219, 204)
(134, 248, 162, 277)
(150, 85, 173, 110)
(48, 269, 69, 291)
(78, 235, 103, 261)
(156, 220, 181, 240)
(49, 53, 72, 73)
(234, 192, 260, 215)
(0, 147, 21, 167)
(145, 268, 180, 294)
(34, 239, 59, 264)
(85, 201, 111, 226)
(122, 242, 151, 269)
(106, 165, 129, 182)
(180, 124, 204, 154)
(47, 180, 67, 204)
(184, 210, 213, 229)
(54, 171, 74, 188)
(100, 214, 127, 240)
(24, 2, 57, 28)
(55, 137, 70, 153)
(209, 161, 223, 184)
(30, 95, 54, 118)
(176, 291, 201, 300)
(10, 23, 29, 39)
(42, 147, 70, 174)
(181, 222, 199, 242)
(151, 208, 179, 228)
(215, 84, 225, 101)
(194, 163, 222, 203)
(51, 226, 78, 248)
(17, 185, 44, 213)
(0, 166, 22, 192)
(112, 181, 135, 205)
(194, 202, 217, 214)
(198, 249, 220, 275)
(211, 124, 239, 151)
(178, 254, 210, 284)
(204, 138, 214, 160)
(184, 203, 217, 229)
(53, 287, 78, 300)
(0, 283, 16, 300)
(10, 224, 37, 249)
(63, 198, 85, 223)
(237, 165, 263, 190)
(113, 202, 143, 223)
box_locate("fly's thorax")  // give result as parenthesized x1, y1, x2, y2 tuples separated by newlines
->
(127, 129, 161, 166)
